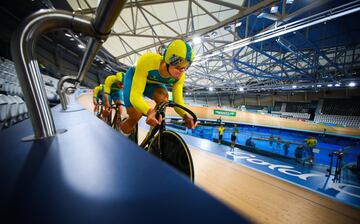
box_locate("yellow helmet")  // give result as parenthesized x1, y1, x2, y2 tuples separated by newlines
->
(163, 39, 194, 67)
(115, 72, 124, 83)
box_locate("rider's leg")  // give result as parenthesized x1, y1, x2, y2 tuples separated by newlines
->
(120, 107, 142, 135)
(114, 100, 123, 128)
(152, 87, 169, 107)
(115, 100, 123, 116)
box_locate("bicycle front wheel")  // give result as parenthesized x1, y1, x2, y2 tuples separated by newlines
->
(148, 130, 194, 182)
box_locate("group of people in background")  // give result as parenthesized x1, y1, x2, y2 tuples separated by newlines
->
(216, 122, 318, 166)
(217, 123, 254, 151)
(92, 72, 124, 120)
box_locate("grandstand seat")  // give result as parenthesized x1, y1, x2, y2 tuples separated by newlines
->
(13, 96, 26, 121)
(0, 78, 5, 92)
(0, 94, 10, 129)
(4, 95, 19, 125)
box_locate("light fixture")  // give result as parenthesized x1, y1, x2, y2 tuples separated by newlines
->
(257, 12, 266, 18)
(348, 82, 356, 87)
(327, 84, 333, 87)
(209, 87, 214, 91)
(78, 44, 85, 49)
(192, 36, 202, 45)
(239, 87, 244, 92)
(235, 22, 242, 28)
(317, 84, 322, 87)
(335, 83, 341, 87)
(270, 6, 279, 14)
(286, 0, 294, 4)
(292, 85, 297, 89)
(65, 33, 72, 37)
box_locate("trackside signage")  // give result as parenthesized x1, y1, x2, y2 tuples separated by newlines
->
(214, 109, 236, 117)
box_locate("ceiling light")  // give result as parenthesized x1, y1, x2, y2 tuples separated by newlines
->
(286, 0, 294, 4)
(257, 12, 266, 18)
(239, 87, 244, 92)
(292, 85, 297, 89)
(235, 22, 242, 28)
(78, 44, 85, 49)
(335, 83, 341, 87)
(317, 84, 322, 87)
(327, 84, 333, 87)
(270, 6, 279, 14)
(192, 36, 202, 45)
(65, 33, 72, 37)
(348, 82, 356, 87)
(209, 87, 214, 91)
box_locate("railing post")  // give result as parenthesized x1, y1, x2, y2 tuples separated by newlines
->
(12, 0, 127, 140)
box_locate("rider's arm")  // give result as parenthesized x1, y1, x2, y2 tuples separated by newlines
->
(172, 73, 187, 118)
(129, 55, 153, 115)
(93, 86, 99, 105)
(103, 94, 111, 109)
(104, 75, 117, 109)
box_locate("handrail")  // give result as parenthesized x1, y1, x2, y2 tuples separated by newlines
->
(11, 0, 126, 140)
(57, 75, 78, 110)
(58, 0, 126, 111)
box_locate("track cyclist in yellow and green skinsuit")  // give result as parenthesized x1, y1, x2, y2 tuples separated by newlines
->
(93, 84, 104, 114)
(101, 72, 124, 119)
(120, 39, 196, 136)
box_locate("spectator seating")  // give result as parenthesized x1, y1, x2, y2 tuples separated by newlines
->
(0, 94, 27, 129)
(322, 98, 360, 116)
(314, 114, 360, 128)
(0, 58, 63, 130)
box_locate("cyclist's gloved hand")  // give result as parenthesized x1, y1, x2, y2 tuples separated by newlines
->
(183, 113, 196, 129)
(146, 108, 161, 127)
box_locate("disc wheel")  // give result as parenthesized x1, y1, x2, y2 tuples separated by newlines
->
(148, 130, 194, 182)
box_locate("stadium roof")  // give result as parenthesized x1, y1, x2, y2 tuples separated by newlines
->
(65, 0, 360, 94)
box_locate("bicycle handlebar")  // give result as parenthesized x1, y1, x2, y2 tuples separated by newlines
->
(155, 101, 197, 124)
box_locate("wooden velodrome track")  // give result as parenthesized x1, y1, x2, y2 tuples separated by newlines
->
(77, 94, 360, 224)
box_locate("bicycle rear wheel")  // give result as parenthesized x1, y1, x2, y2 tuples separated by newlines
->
(148, 130, 194, 182)
(112, 110, 122, 132)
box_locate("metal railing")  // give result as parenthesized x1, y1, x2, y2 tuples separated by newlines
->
(11, 0, 126, 140)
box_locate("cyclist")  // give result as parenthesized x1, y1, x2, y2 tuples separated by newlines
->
(218, 124, 225, 144)
(120, 39, 196, 136)
(304, 135, 318, 165)
(93, 84, 104, 114)
(102, 72, 124, 119)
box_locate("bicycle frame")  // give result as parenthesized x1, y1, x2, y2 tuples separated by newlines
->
(140, 101, 197, 159)
(111, 103, 124, 130)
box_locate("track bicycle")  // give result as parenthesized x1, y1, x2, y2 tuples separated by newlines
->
(96, 102, 123, 131)
(95, 102, 104, 118)
(138, 101, 197, 182)
(110, 103, 123, 132)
